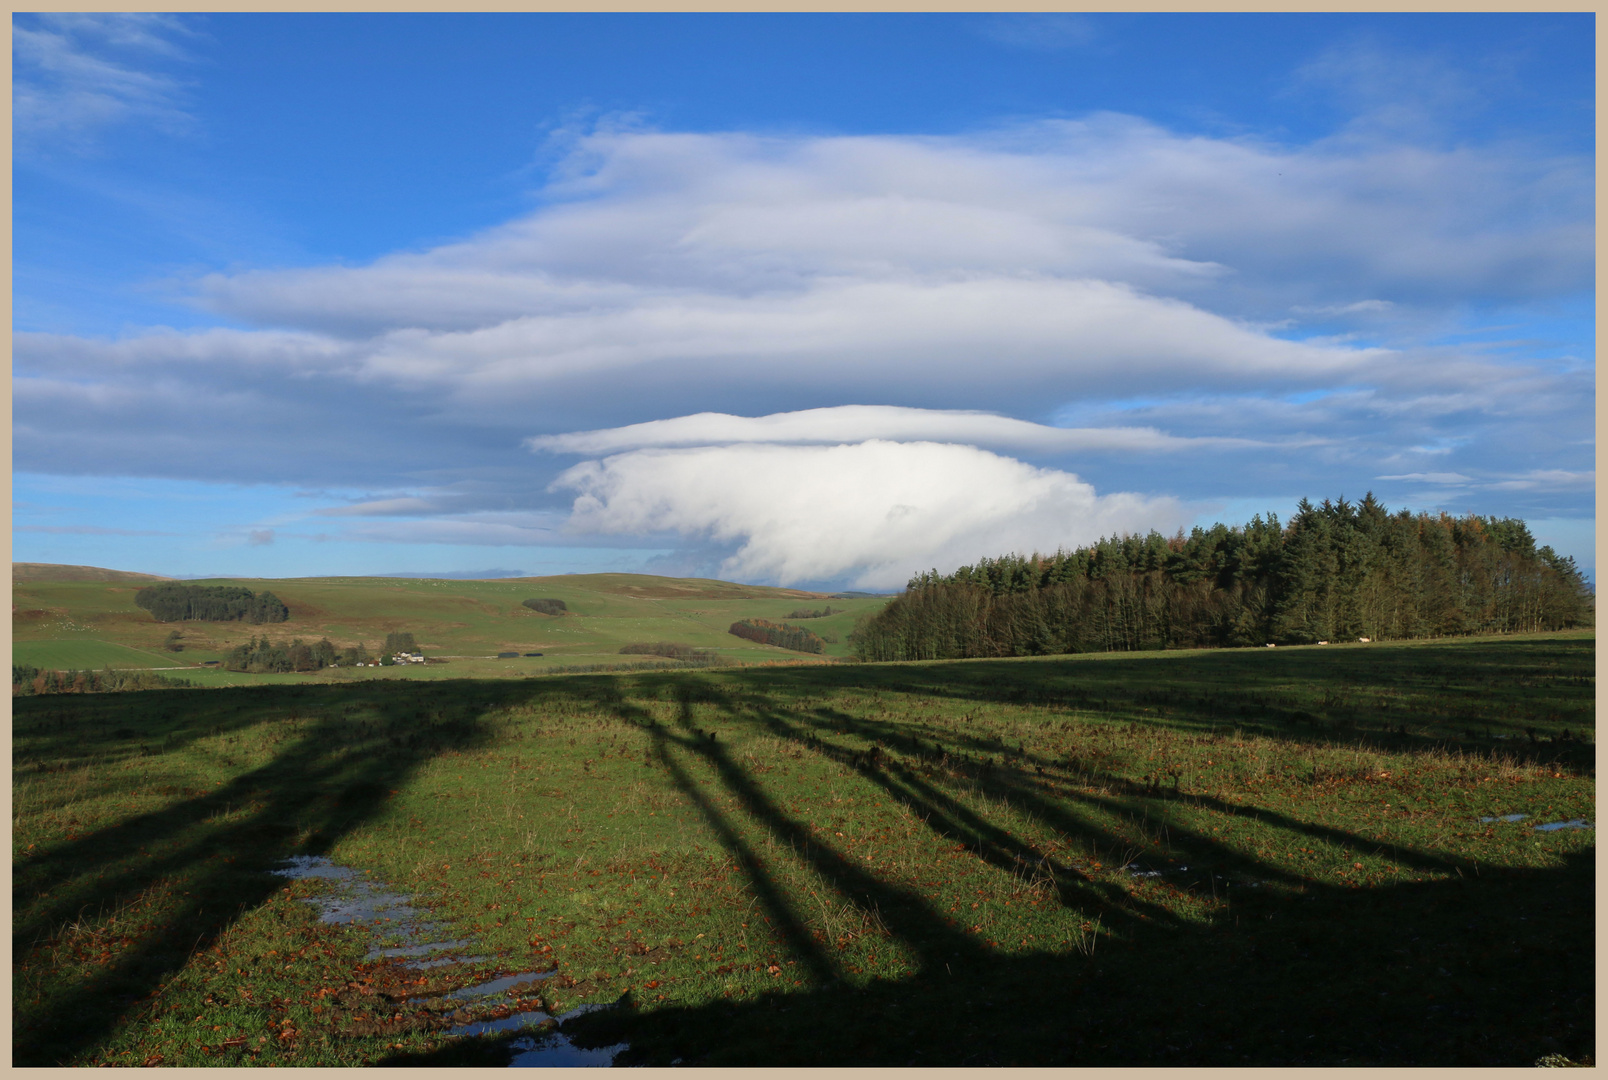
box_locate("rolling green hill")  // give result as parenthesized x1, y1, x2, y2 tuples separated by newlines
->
(12, 565, 892, 685)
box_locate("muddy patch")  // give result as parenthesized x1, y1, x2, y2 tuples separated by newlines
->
(273, 855, 624, 1066)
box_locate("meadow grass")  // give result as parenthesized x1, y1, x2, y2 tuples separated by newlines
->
(12, 632, 1594, 1066)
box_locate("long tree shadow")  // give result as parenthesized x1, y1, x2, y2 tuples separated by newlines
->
(369, 661, 1591, 1065)
(555, 847, 1592, 1065)
(549, 668, 1593, 1065)
(717, 638, 1595, 769)
(12, 681, 499, 1066)
(789, 699, 1476, 886)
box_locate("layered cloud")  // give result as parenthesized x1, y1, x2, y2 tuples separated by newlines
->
(193, 117, 1592, 338)
(13, 111, 1594, 579)
(551, 440, 1188, 588)
(17, 117, 1587, 445)
(526, 405, 1279, 456)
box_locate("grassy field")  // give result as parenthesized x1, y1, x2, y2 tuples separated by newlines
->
(12, 568, 889, 684)
(12, 630, 1593, 1066)
(13, 639, 185, 671)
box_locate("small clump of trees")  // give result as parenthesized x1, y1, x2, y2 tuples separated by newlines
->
(224, 637, 340, 673)
(522, 598, 568, 615)
(728, 619, 826, 654)
(135, 583, 289, 624)
(619, 642, 722, 662)
(784, 605, 839, 619)
(849, 495, 1594, 661)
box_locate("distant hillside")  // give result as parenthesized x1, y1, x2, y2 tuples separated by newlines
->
(13, 569, 887, 686)
(13, 563, 173, 584)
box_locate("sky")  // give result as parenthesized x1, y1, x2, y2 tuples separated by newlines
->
(12, 13, 1596, 588)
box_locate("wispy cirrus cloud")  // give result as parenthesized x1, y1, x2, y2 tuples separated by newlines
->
(976, 13, 1099, 52)
(13, 13, 198, 151)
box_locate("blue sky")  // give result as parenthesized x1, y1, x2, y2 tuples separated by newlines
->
(13, 13, 1595, 587)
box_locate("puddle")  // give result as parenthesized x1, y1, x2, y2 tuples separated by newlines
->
(275, 856, 432, 930)
(273, 856, 625, 1067)
(273, 856, 471, 967)
(368, 939, 476, 960)
(1479, 814, 1529, 823)
(449, 1010, 553, 1038)
(405, 954, 490, 970)
(1125, 862, 1188, 878)
(508, 1004, 626, 1067)
(447, 971, 555, 1000)
(1533, 819, 1593, 832)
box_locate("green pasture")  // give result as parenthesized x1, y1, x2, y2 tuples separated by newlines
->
(12, 632, 1594, 1067)
(12, 571, 887, 681)
(13, 639, 183, 672)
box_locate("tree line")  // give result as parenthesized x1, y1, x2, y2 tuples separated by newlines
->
(849, 495, 1594, 662)
(618, 643, 731, 667)
(729, 619, 827, 654)
(784, 606, 840, 619)
(13, 665, 193, 696)
(135, 584, 289, 624)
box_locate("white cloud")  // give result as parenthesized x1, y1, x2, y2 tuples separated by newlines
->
(193, 118, 1590, 341)
(551, 440, 1188, 588)
(18, 118, 1586, 428)
(1376, 472, 1473, 484)
(24, 277, 1381, 420)
(1486, 469, 1594, 492)
(1291, 299, 1395, 317)
(527, 405, 1276, 456)
(1373, 469, 1594, 493)
(313, 498, 440, 518)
